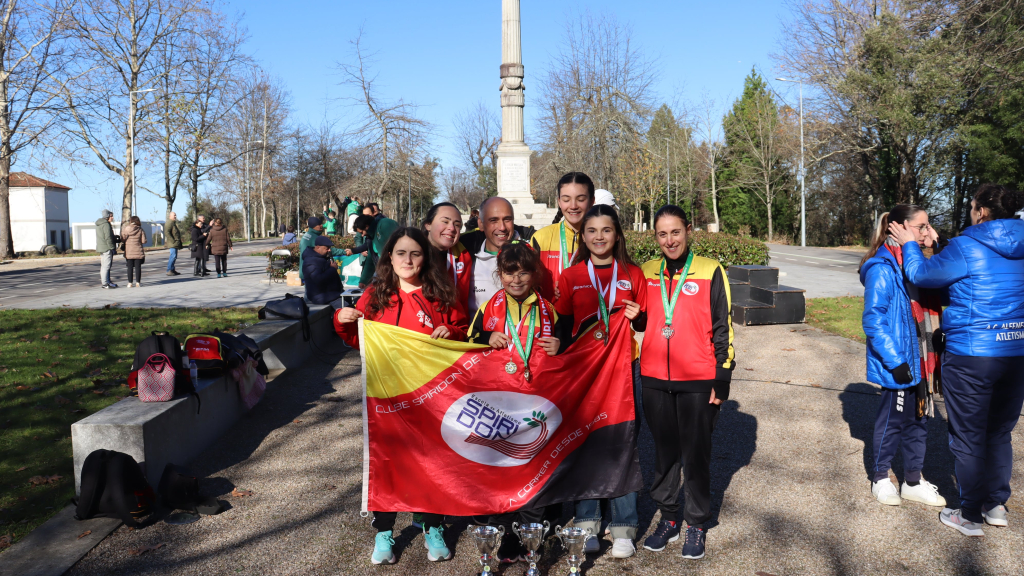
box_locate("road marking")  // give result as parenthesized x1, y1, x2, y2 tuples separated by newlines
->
(0, 295, 14, 300)
(772, 251, 858, 264)
(38, 288, 55, 292)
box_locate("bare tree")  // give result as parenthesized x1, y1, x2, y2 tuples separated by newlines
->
(452, 100, 499, 194)
(148, 7, 248, 225)
(0, 0, 74, 258)
(337, 29, 430, 204)
(695, 93, 725, 230)
(535, 11, 657, 193)
(61, 0, 203, 224)
(440, 166, 485, 213)
(725, 89, 792, 241)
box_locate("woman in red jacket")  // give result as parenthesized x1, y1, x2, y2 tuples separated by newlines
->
(334, 227, 467, 565)
(555, 203, 646, 559)
(639, 205, 734, 561)
(422, 202, 473, 312)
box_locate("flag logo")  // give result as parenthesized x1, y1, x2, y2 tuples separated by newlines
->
(441, 392, 562, 467)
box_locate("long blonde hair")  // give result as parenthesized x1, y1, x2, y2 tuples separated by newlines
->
(858, 204, 924, 272)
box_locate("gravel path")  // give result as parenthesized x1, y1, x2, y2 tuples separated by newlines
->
(67, 325, 1024, 576)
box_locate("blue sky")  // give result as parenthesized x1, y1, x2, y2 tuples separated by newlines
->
(50, 0, 796, 224)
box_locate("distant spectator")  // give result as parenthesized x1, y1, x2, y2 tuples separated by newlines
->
(464, 208, 480, 231)
(348, 211, 398, 288)
(120, 215, 147, 288)
(322, 206, 340, 235)
(191, 215, 209, 276)
(303, 235, 342, 305)
(165, 211, 182, 276)
(283, 226, 296, 245)
(594, 189, 618, 210)
(299, 216, 345, 283)
(362, 202, 381, 217)
(96, 209, 118, 289)
(346, 196, 362, 235)
(206, 217, 233, 278)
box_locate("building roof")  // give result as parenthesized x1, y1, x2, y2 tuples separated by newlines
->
(10, 172, 71, 190)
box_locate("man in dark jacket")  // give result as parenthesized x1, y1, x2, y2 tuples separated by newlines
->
(299, 216, 346, 282)
(303, 236, 342, 305)
(348, 212, 398, 288)
(96, 209, 118, 289)
(165, 211, 183, 276)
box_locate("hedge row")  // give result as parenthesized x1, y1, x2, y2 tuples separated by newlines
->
(623, 230, 770, 268)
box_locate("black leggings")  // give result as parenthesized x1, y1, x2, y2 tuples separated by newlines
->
(372, 512, 443, 532)
(194, 257, 207, 274)
(126, 259, 143, 283)
(214, 255, 227, 273)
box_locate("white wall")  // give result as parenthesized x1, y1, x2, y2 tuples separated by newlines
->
(10, 187, 45, 252)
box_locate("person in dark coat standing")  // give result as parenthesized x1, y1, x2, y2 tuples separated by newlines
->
(205, 218, 233, 278)
(165, 211, 183, 276)
(190, 215, 209, 276)
(303, 235, 342, 305)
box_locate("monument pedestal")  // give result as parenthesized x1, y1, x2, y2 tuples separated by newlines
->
(496, 144, 557, 229)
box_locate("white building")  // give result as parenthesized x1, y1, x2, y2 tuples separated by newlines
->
(9, 172, 71, 253)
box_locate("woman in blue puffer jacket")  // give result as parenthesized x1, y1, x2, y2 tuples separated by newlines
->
(860, 204, 947, 510)
(889, 184, 1024, 538)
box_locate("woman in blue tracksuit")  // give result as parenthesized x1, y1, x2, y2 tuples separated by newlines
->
(859, 204, 946, 509)
(889, 184, 1024, 537)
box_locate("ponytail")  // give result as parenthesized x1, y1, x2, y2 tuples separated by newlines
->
(858, 204, 924, 272)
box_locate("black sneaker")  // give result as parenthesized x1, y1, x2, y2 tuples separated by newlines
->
(643, 520, 680, 551)
(680, 526, 705, 560)
(497, 533, 525, 564)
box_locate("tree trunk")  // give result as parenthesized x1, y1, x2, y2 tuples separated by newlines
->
(259, 102, 268, 238)
(0, 155, 12, 258)
(766, 193, 773, 242)
(122, 137, 134, 224)
(710, 166, 720, 229)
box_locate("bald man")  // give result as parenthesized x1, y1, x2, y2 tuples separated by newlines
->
(458, 197, 537, 312)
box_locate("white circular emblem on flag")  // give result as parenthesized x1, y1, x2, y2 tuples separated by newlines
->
(682, 281, 699, 295)
(441, 392, 562, 467)
(616, 279, 631, 291)
(456, 262, 465, 273)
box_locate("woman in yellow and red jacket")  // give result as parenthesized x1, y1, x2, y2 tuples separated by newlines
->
(639, 205, 734, 561)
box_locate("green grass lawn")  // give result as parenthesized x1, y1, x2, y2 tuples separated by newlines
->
(805, 296, 866, 343)
(0, 307, 256, 551)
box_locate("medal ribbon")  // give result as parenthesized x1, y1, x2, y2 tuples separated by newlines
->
(558, 222, 577, 270)
(504, 298, 537, 368)
(586, 259, 618, 336)
(659, 252, 693, 328)
(445, 251, 457, 284)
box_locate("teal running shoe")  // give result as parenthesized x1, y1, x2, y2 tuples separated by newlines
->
(423, 526, 451, 561)
(371, 530, 396, 565)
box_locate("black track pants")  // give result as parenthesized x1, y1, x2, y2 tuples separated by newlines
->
(371, 511, 443, 532)
(642, 387, 720, 527)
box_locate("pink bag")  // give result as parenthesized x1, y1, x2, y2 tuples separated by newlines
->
(137, 353, 176, 402)
(232, 357, 266, 409)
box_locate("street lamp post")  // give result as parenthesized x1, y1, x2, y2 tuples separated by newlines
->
(128, 88, 156, 218)
(776, 77, 806, 247)
(244, 139, 263, 242)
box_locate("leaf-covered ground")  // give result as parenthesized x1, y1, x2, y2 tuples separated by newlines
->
(0, 307, 257, 550)
(805, 296, 865, 343)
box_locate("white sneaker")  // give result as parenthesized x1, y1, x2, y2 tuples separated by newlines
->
(872, 479, 901, 506)
(135, 282, 142, 287)
(127, 283, 134, 288)
(901, 479, 946, 507)
(983, 505, 1008, 527)
(610, 538, 635, 558)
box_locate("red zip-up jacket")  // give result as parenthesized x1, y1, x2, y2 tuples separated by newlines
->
(437, 241, 473, 313)
(334, 287, 468, 348)
(639, 253, 735, 399)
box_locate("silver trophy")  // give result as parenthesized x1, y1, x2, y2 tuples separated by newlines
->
(470, 525, 504, 575)
(513, 520, 551, 576)
(555, 525, 593, 575)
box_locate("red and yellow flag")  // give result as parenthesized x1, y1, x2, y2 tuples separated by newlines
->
(360, 313, 641, 516)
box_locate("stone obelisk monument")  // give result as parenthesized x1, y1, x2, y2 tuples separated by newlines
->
(496, 0, 556, 228)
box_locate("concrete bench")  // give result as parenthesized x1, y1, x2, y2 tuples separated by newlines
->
(71, 304, 338, 494)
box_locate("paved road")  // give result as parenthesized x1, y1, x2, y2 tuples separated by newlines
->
(767, 244, 865, 298)
(0, 239, 285, 309)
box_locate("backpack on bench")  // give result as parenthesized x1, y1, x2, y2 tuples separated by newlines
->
(74, 450, 156, 528)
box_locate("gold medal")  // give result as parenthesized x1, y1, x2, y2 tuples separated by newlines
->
(594, 330, 605, 340)
(505, 361, 518, 375)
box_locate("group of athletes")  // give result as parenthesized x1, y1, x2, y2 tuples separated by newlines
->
(334, 171, 734, 565)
